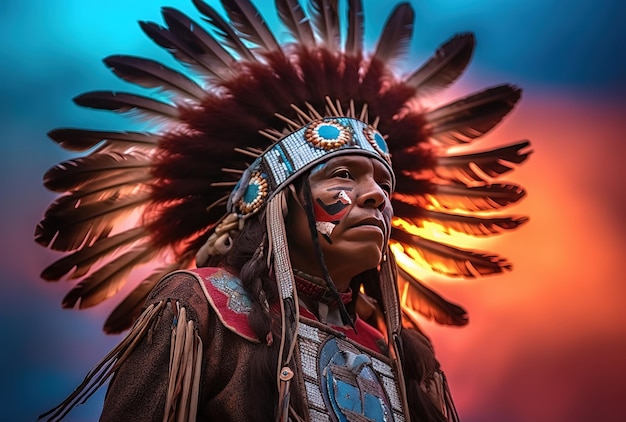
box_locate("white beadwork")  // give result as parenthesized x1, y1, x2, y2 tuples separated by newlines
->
(309, 409, 331, 422)
(299, 323, 321, 342)
(382, 376, 403, 412)
(305, 380, 326, 408)
(371, 356, 394, 378)
(299, 340, 318, 378)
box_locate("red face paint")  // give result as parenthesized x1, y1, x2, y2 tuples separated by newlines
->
(313, 188, 353, 223)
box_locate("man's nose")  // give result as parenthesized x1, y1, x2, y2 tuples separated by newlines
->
(357, 178, 388, 211)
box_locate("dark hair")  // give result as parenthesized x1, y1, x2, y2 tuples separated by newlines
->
(220, 212, 277, 420)
(401, 328, 455, 421)
(223, 210, 309, 419)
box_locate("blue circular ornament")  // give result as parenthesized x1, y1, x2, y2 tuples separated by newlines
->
(237, 172, 268, 215)
(305, 119, 352, 150)
(363, 126, 391, 164)
(318, 124, 341, 140)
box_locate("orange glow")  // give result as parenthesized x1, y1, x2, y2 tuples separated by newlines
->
(419, 93, 626, 420)
(393, 216, 482, 247)
(390, 242, 432, 280)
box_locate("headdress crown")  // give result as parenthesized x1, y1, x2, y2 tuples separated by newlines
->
(36, 0, 531, 334)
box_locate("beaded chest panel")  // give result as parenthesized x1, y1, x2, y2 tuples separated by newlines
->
(297, 319, 406, 422)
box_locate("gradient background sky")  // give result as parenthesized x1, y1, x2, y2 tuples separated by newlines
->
(1, 0, 625, 421)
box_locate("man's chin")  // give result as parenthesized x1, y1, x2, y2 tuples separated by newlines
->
(325, 244, 383, 272)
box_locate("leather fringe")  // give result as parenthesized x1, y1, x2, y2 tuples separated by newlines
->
(163, 304, 204, 422)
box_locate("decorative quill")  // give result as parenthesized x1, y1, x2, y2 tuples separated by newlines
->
(276, 0, 316, 47)
(426, 84, 521, 145)
(104, 55, 206, 100)
(74, 91, 179, 121)
(405, 33, 475, 94)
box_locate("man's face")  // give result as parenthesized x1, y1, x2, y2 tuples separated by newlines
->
(287, 154, 393, 286)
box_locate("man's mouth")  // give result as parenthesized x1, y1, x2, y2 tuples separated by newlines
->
(352, 217, 385, 233)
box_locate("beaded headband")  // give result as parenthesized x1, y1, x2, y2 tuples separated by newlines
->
(229, 117, 394, 217)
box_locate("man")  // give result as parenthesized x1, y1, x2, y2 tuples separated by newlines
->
(94, 123, 454, 421)
(38, 1, 530, 420)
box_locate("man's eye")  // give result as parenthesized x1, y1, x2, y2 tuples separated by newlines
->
(332, 170, 351, 179)
(380, 183, 392, 195)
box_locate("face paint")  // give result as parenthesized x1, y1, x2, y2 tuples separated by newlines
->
(313, 188, 352, 221)
(315, 221, 335, 243)
(313, 188, 353, 242)
(337, 190, 352, 205)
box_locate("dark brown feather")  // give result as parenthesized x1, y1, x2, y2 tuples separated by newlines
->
(43, 151, 151, 192)
(47, 129, 158, 152)
(276, 0, 316, 47)
(345, 0, 364, 55)
(419, 209, 529, 236)
(103, 260, 192, 334)
(62, 247, 157, 309)
(41, 227, 147, 281)
(61, 175, 150, 213)
(436, 140, 532, 183)
(405, 33, 475, 94)
(104, 55, 206, 100)
(160, 7, 239, 76)
(221, 0, 281, 53)
(73, 91, 179, 121)
(392, 229, 512, 278)
(35, 192, 150, 251)
(191, 0, 257, 62)
(397, 266, 468, 326)
(35, 181, 149, 254)
(426, 84, 521, 145)
(427, 182, 526, 212)
(139, 16, 235, 80)
(309, 0, 340, 51)
(372, 3, 414, 65)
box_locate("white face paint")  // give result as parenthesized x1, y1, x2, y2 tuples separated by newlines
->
(337, 190, 352, 205)
(316, 221, 336, 238)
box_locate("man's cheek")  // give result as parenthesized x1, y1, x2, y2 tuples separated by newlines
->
(383, 206, 393, 241)
(313, 195, 350, 223)
(313, 192, 352, 243)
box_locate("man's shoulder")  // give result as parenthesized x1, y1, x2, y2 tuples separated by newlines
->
(177, 267, 259, 343)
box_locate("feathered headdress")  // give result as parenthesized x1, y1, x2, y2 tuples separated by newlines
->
(36, 0, 531, 335)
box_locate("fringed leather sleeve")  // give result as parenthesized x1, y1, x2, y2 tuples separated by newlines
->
(39, 270, 267, 422)
(98, 274, 206, 422)
(162, 304, 204, 422)
(98, 271, 259, 422)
